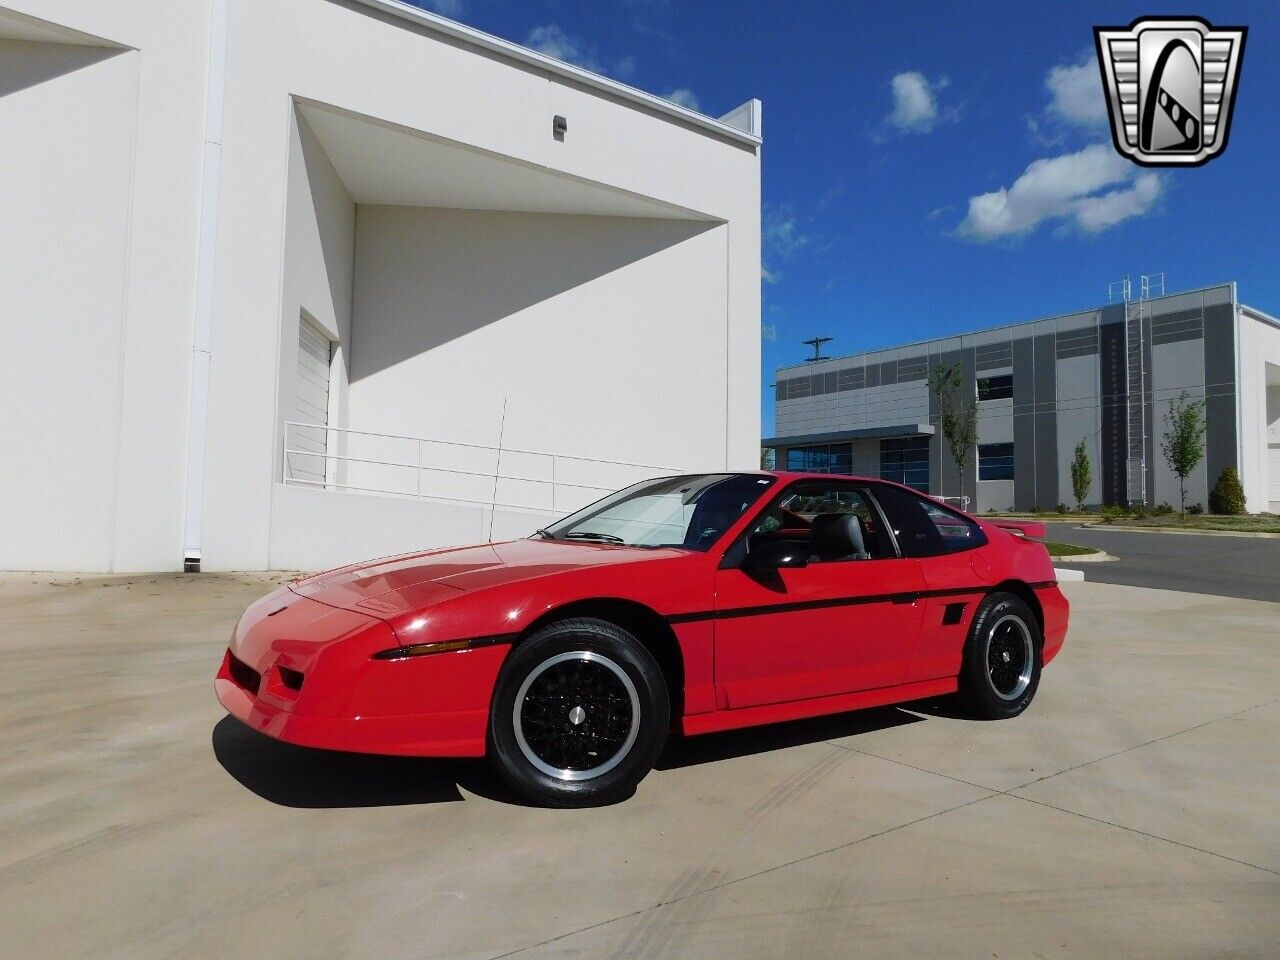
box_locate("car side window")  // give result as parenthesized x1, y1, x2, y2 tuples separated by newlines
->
(869, 484, 987, 558)
(747, 483, 894, 563)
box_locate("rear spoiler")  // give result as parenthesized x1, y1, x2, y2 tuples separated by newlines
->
(987, 519, 1046, 541)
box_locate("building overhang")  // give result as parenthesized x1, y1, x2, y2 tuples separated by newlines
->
(762, 424, 935, 448)
(296, 99, 720, 221)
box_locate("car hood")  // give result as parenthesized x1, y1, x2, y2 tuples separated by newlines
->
(290, 538, 687, 619)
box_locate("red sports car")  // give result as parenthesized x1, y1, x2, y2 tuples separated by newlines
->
(217, 472, 1067, 806)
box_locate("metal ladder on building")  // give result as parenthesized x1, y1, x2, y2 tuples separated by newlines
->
(1110, 273, 1164, 506)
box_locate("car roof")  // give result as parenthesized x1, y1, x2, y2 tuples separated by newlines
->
(743, 471, 980, 518)
(749, 470, 880, 483)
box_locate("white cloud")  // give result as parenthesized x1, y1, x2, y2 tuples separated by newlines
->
(1046, 58, 1108, 128)
(409, 0, 466, 17)
(761, 323, 778, 342)
(524, 24, 634, 79)
(957, 143, 1161, 241)
(761, 204, 810, 284)
(664, 88, 700, 111)
(763, 206, 807, 257)
(1072, 173, 1162, 233)
(887, 72, 943, 133)
(525, 25, 595, 68)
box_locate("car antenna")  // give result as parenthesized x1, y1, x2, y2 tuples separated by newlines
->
(488, 397, 508, 543)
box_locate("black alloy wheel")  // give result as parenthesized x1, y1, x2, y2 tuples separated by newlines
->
(489, 618, 669, 807)
(958, 591, 1042, 719)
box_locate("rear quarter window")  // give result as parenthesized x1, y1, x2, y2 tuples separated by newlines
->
(870, 484, 987, 557)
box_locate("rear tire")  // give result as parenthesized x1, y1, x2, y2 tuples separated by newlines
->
(958, 591, 1041, 719)
(488, 617, 669, 807)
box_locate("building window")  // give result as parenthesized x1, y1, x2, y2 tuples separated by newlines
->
(786, 444, 853, 474)
(978, 442, 1015, 481)
(977, 374, 1013, 402)
(879, 436, 930, 493)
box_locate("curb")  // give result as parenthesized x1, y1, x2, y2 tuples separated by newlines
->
(1048, 550, 1116, 563)
(1082, 524, 1280, 540)
(1054, 567, 1085, 582)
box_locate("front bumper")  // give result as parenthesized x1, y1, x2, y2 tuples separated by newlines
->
(215, 651, 494, 756)
(214, 587, 509, 758)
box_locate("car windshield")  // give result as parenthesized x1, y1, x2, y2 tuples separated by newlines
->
(541, 474, 776, 550)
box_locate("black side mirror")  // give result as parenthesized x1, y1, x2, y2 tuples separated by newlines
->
(744, 538, 808, 573)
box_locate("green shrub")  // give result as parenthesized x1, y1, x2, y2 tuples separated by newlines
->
(1154, 502, 1174, 516)
(1208, 466, 1246, 515)
(1187, 502, 1204, 515)
(1130, 503, 1150, 519)
(1100, 505, 1126, 523)
(1055, 503, 1069, 514)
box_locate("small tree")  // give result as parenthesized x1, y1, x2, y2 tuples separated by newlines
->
(1070, 440, 1093, 512)
(1209, 465, 1246, 515)
(928, 363, 978, 505)
(1160, 392, 1207, 515)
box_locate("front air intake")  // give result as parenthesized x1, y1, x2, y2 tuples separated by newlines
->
(227, 653, 261, 694)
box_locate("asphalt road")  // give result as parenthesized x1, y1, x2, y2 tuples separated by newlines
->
(1045, 521, 1280, 603)
(3, 573, 1279, 959)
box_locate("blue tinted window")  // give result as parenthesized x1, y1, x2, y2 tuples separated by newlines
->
(978, 443, 1015, 481)
(786, 444, 853, 474)
(879, 437, 930, 493)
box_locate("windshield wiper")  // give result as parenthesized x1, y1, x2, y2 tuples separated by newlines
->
(563, 531, 626, 544)
(533, 528, 556, 540)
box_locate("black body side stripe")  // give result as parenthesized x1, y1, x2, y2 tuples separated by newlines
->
(666, 581, 1058, 626)
(377, 582, 1062, 653)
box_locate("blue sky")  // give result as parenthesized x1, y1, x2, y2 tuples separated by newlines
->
(407, 1, 1280, 429)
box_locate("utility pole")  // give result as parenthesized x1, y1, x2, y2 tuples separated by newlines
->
(802, 336, 833, 363)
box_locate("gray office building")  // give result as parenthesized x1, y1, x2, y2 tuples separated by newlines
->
(764, 282, 1280, 515)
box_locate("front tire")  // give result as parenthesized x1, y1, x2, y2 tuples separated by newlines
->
(958, 591, 1042, 719)
(488, 618, 669, 807)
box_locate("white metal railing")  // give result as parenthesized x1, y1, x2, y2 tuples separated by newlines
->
(935, 495, 972, 512)
(281, 421, 678, 516)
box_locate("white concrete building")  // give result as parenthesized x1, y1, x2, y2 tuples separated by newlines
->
(0, 0, 762, 572)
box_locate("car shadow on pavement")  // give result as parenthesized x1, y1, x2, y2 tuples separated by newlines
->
(656, 704, 926, 770)
(211, 715, 516, 808)
(214, 698, 956, 808)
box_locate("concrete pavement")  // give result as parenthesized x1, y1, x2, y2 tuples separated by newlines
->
(1, 573, 1277, 959)
(1045, 521, 1280, 602)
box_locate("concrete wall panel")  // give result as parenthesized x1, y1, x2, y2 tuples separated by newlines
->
(0, 40, 139, 570)
(1237, 312, 1280, 511)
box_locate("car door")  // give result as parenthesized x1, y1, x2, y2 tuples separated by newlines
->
(867, 483, 993, 684)
(712, 480, 927, 709)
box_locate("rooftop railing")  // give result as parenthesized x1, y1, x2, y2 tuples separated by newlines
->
(281, 421, 678, 516)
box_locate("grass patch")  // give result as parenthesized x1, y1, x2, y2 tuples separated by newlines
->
(1109, 515, 1280, 534)
(1043, 541, 1099, 557)
(989, 511, 1280, 534)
